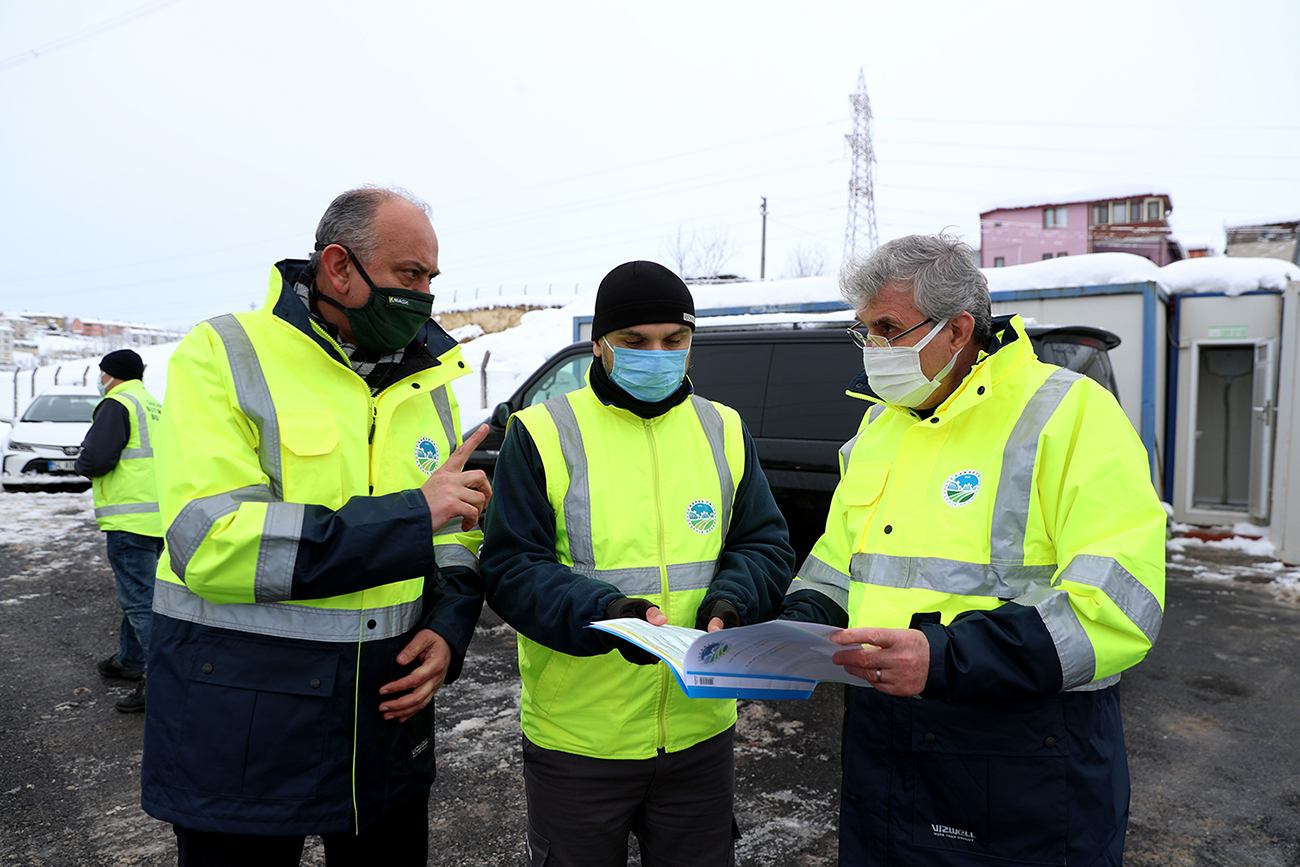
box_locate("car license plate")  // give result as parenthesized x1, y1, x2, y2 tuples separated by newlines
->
(49, 460, 76, 471)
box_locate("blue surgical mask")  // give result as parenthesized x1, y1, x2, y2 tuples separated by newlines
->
(601, 337, 689, 403)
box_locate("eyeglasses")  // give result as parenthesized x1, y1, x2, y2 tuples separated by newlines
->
(847, 318, 935, 349)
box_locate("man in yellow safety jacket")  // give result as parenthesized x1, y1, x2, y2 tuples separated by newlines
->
(781, 234, 1167, 866)
(480, 260, 795, 867)
(140, 187, 492, 867)
(77, 348, 163, 713)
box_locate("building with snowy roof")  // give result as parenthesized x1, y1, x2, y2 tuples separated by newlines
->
(979, 188, 1181, 269)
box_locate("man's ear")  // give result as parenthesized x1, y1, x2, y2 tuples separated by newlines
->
(318, 244, 354, 297)
(948, 311, 976, 353)
(592, 337, 603, 359)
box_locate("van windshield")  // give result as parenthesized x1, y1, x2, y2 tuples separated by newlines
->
(22, 395, 98, 423)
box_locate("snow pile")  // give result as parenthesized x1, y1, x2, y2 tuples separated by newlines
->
(1159, 257, 1300, 296)
(984, 253, 1161, 293)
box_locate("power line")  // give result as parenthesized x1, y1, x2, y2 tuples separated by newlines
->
(0, 0, 188, 72)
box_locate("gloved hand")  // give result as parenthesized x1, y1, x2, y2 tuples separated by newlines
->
(604, 597, 662, 665)
(695, 599, 740, 632)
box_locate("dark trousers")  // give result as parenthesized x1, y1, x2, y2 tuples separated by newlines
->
(104, 530, 163, 672)
(522, 727, 738, 867)
(172, 792, 429, 867)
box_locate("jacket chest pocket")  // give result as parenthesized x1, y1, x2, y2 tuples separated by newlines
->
(175, 637, 343, 802)
(840, 460, 891, 550)
(278, 410, 344, 502)
(906, 699, 1068, 865)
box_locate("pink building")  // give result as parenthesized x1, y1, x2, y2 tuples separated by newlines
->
(979, 189, 1181, 268)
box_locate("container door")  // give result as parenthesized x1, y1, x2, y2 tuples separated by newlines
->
(1249, 339, 1278, 520)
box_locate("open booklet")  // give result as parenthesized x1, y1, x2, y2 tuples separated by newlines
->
(587, 618, 872, 700)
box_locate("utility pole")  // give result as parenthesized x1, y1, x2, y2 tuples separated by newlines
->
(843, 68, 879, 262)
(760, 196, 768, 280)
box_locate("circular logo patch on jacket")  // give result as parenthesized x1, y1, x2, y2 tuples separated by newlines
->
(415, 437, 441, 475)
(942, 470, 982, 507)
(686, 500, 718, 534)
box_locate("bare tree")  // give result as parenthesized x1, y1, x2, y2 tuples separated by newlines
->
(783, 244, 829, 279)
(662, 225, 735, 281)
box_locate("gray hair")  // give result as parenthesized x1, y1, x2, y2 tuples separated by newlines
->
(307, 185, 432, 275)
(840, 233, 993, 346)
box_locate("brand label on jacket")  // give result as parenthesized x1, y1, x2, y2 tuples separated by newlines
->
(686, 499, 718, 534)
(942, 470, 981, 507)
(415, 437, 441, 474)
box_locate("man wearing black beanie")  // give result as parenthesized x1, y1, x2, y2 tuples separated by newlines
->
(76, 349, 163, 713)
(481, 260, 795, 866)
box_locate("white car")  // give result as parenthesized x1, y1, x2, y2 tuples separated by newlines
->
(1, 384, 100, 493)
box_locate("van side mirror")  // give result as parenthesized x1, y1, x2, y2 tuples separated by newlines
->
(492, 401, 512, 428)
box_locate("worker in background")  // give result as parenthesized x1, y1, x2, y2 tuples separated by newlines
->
(77, 348, 163, 714)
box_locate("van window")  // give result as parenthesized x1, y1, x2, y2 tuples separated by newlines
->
(687, 344, 773, 432)
(764, 342, 864, 441)
(524, 354, 590, 407)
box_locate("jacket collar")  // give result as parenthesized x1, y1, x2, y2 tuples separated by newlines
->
(266, 259, 459, 368)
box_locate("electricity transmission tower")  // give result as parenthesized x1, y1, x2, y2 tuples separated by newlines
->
(843, 68, 879, 262)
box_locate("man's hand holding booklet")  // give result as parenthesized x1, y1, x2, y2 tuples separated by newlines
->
(588, 618, 873, 700)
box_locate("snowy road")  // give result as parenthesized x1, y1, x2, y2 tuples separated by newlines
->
(2, 490, 1299, 865)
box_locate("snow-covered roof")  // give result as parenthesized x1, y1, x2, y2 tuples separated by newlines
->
(983, 251, 1300, 297)
(1159, 257, 1300, 296)
(981, 186, 1172, 214)
(1225, 214, 1300, 229)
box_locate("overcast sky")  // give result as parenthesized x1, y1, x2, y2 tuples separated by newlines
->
(2, 0, 1296, 330)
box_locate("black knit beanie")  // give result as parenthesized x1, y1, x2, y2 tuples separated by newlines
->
(591, 261, 696, 341)
(100, 349, 144, 381)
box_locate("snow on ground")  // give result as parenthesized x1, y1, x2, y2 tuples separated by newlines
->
(0, 490, 94, 547)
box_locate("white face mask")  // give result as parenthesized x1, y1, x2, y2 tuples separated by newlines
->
(861, 318, 959, 408)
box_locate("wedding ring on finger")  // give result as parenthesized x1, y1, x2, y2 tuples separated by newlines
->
(876, 668, 882, 683)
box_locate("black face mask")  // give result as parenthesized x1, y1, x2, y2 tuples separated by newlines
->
(314, 245, 434, 352)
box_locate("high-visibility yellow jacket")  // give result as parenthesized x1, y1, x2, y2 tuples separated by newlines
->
(784, 313, 1167, 866)
(787, 314, 1166, 693)
(141, 259, 482, 836)
(90, 380, 163, 536)
(484, 378, 795, 759)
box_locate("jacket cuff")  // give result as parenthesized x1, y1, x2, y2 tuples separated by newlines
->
(918, 621, 950, 697)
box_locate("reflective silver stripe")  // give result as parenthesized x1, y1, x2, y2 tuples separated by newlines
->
(254, 502, 306, 603)
(153, 577, 421, 642)
(849, 553, 1058, 598)
(433, 517, 479, 573)
(1021, 586, 1097, 689)
(690, 396, 734, 535)
(435, 542, 479, 572)
(209, 314, 285, 501)
(790, 554, 851, 610)
(431, 387, 457, 451)
(544, 398, 594, 569)
(1057, 554, 1163, 646)
(570, 561, 719, 596)
(95, 502, 159, 518)
(167, 484, 273, 581)
(839, 429, 864, 471)
(990, 368, 1081, 563)
(867, 404, 886, 423)
(117, 393, 154, 459)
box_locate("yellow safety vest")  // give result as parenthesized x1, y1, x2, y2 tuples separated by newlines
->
(788, 316, 1165, 688)
(92, 380, 163, 536)
(513, 386, 745, 758)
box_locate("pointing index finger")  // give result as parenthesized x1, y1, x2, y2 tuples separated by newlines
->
(440, 424, 490, 473)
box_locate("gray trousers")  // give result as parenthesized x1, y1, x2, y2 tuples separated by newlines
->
(522, 727, 739, 867)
